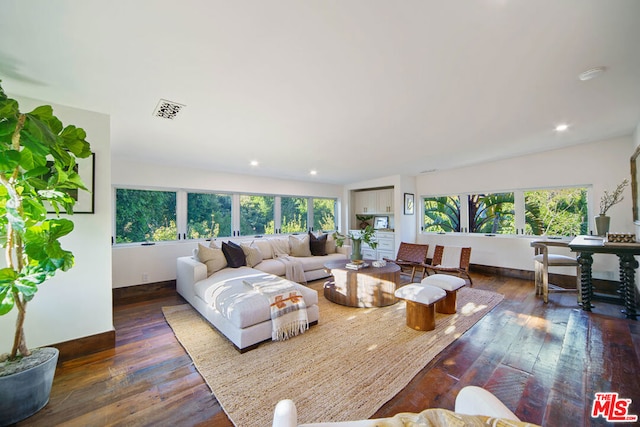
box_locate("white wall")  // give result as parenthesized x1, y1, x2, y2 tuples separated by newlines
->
(416, 135, 635, 279)
(0, 96, 113, 353)
(111, 159, 343, 287)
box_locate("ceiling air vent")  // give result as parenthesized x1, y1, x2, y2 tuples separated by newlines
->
(153, 99, 185, 120)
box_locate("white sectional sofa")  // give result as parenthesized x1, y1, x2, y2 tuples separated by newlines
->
(176, 234, 349, 351)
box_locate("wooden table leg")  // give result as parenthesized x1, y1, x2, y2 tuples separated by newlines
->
(578, 252, 594, 311)
(619, 254, 638, 320)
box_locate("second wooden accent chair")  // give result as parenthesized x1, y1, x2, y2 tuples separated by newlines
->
(384, 242, 429, 283)
(425, 245, 473, 286)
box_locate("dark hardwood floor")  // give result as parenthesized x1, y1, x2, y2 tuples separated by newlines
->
(17, 273, 640, 426)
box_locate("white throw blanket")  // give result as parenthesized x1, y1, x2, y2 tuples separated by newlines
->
(274, 255, 307, 284)
(243, 277, 309, 341)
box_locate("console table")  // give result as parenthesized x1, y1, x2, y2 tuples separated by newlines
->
(568, 236, 639, 320)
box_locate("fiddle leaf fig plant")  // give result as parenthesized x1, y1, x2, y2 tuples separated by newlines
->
(0, 81, 91, 360)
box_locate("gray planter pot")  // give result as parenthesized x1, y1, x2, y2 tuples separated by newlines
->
(595, 214, 610, 237)
(0, 347, 59, 426)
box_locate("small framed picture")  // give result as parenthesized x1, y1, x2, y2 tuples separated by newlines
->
(373, 216, 389, 229)
(404, 193, 414, 215)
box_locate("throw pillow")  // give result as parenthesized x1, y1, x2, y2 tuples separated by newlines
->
(252, 239, 273, 259)
(289, 234, 312, 257)
(325, 233, 337, 254)
(309, 232, 328, 256)
(222, 241, 247, 268)
(240, 242, 263, 267)
(270, 238, 291, 257)
(196, 243, 228, 276)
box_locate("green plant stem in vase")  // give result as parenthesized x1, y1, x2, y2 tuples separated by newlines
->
(596, 179, 629, 236)
(333, 225, 378, 261)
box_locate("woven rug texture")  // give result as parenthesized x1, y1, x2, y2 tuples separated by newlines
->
(162, 283, 504, 426)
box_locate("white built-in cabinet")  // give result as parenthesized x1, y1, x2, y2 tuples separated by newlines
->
(354, 188, 394, 214)
(351, 230, 395, 260)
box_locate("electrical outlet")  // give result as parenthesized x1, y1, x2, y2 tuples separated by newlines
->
(142, 273, 149, 283)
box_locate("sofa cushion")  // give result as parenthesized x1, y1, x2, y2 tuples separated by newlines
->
(326, 233, 337, 254)
(196, 243, 228, 276)
(309, 232, 328, 256)
(252, 239, 273, 260)
(222, 241, 246, 268)
(270, 238, 291, 256)
(289, 234, 312, 257)
(195, 267, 318, 328)
(240, 242, 263, 267)
(254, 258, 286, 277)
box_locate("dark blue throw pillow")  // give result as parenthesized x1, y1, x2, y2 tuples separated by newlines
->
(222, 241, 246, 268)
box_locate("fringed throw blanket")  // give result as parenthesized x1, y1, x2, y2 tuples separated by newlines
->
(243, 277, 309, 341)
(275, 255, 307, 284)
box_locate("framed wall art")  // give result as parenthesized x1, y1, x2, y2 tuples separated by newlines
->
(404, 192, 414, 215)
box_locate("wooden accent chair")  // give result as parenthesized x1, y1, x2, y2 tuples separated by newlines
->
(383, 242, 429, 283)
(531, 241, 579, 303)
(424, 245, 473, 286)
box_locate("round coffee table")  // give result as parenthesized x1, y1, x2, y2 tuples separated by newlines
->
(323, 259, 400, 307)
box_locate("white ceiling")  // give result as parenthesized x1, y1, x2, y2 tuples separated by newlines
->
(1, 0, 639, 184)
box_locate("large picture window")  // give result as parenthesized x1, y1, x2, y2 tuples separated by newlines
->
(524, 187, 587, 236)
(240, 195, 275, 236)
(468, 193, 515, 234)
(115, 189, 177, 243)
(280, 196, 308, 233)
(187, 192, 232, 239)
(422, 187, 588, 237)
(313, 198, 337, 232)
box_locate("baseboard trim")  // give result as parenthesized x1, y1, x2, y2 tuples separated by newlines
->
(112, 280, 177, 306)
(470, 263, 620, 294)
(52, 330, 116, 362)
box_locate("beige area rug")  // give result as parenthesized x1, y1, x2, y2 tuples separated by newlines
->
(162, 284, 503, 426)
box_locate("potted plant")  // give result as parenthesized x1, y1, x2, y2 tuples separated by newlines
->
(333, 225, 379, 261)
(0, 81, 92, 424)
(596, 179, 629, 236)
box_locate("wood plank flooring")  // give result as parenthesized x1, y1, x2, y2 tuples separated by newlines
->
(16, 273, 640, 427)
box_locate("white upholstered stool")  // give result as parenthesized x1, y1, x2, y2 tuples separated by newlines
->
(421, 274, 466, 314)
(394, 284, 446, 331)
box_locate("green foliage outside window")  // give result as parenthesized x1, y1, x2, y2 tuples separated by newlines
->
(423, 196, 461, 232)
(469, 193, 515, 234)
(525, 188, 587, 236)
(116, 189, 176, 243)
(424, 188, 587, 236)
(187, 193, 232, 238)
(313, 198, 337, 231)
(240, 195, 274, 236)
(281, 197, 307, 233)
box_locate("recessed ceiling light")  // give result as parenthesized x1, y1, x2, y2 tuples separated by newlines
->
(578, 66, 606, 81)
(250, 160, 259, 166)
(555, 123, 569, 132)
(310, 170, 317, 176)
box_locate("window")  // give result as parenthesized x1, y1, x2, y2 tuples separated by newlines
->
(187, 192, 232, 239)
(422, 187, 588, 237)
(468, 192, 514, 234)
(423, 196, 461, 232)
(313, 198, 337, 232)
(115, 189, 176, 243)
(524, 187, 587, 236)
(280, 196, 308, 233)
(240, 194, 274, 236)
